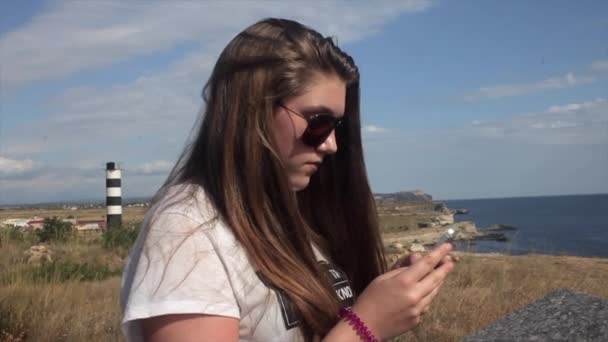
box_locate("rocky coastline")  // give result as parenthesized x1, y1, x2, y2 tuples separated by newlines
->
(376, 190, 515, 255)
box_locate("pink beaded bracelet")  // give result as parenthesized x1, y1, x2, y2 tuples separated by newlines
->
(337, 306, 379, 342)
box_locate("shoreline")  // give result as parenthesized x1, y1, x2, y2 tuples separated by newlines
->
(450, 251, 608, 260)
(378, 192, 608, 260)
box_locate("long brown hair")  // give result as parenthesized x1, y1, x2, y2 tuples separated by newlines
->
(152, 18, 385, 339)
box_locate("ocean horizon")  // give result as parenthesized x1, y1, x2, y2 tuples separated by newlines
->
(4, 192, 608, 259)
(445, 193, 608, 258)
(4, 191, 607, 208)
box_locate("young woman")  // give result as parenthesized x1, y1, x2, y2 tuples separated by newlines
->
(120, 18, 454, 342)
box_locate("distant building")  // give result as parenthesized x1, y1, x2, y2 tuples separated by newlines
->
(74, 220, 106, 232)
(27, 219, 45, 230)
(2, 218, 30, 228)
(2, 217, 106, 233)
(62, 218, 77, 225)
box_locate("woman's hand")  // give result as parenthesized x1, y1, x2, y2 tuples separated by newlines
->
(351, 244, 455, 340)
(389, 252, 422, 270)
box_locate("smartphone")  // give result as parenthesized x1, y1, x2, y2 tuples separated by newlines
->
(434, 227, 457, 246)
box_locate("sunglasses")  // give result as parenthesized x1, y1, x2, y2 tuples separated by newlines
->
(279, 103, 344, 147)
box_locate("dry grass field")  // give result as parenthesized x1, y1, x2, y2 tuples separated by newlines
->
(391, 252, 608, 342)
(1, 204, 606, 341)
(0, 236, 126, 342)
(0, 207, 147, 225)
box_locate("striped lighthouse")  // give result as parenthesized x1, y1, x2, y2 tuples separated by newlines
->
(106, 162, 122, 229)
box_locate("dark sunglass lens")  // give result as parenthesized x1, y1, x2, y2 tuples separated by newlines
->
(308, 115, 336, 132)
(303, 115, 339, 146)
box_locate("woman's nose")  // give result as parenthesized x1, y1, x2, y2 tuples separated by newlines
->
(316, 130, 338, 155)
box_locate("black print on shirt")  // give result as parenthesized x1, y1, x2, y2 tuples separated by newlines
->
(256, 271, 301, 329)
(319, 261, 356, 307)
(256, 261, 355, 330)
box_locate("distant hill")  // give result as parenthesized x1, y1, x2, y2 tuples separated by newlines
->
(374, 190, 433, 202)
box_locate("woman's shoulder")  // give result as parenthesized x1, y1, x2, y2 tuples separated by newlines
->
(120, 184, 242, 317)
(120, 184, 243, 341)
(139, 182, 238, 249)
(149, 182, 216, 223)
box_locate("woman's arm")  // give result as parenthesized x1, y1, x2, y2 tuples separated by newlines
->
(326, 244, 455, 341)
(321, 319, 362, 342)
(141, 314, 239, 342)
(139, 245, 453, 342)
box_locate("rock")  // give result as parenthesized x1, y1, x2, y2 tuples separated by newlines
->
(385, 242, 405, 254)
(456, 221, 478, 234)
(24, 245, 53, 264)
(454, 221, 481, 240)
(375, 190, 432, 202)
(433, 214, 455, 226)
(386, 254, 400, 265)
(417, 223, 430, 228)
(453, 208, 469, 215)
(462, 289, 608, 341)
(476, 233, 509, 242)
(434, 202, 451, 214)
(409, 243, 426, 253)
(485, 224, 517, 231)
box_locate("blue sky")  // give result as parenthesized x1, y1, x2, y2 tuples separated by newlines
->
(1, 0, 607, 205)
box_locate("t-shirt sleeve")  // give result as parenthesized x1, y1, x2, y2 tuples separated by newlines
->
(121, 211, 240, 328)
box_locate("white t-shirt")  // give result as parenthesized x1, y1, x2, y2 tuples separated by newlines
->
(120, 183, 354, 342)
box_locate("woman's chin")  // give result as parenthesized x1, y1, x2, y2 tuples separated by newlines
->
(289, 175, 311, 192)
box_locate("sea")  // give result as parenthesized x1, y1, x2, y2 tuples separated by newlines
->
(443, 193, 608, 258)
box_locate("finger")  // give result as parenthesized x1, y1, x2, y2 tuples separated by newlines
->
(409, 252, 422, 264)
(379, 265, 408, 280)
(395, 255, 410, 268)
(413, 260, 454, 299)
(436, 255, 452, 268)
(390, 252, 424, 271)
(399, 252, 422, 268)
(390, 254, 410, 271)
(395, 243, 452, 282)
(407, 261, 452, 303)
(390, 257, 402, 271)
(416, 288, 439, 315)
(416, 280, 443, 313)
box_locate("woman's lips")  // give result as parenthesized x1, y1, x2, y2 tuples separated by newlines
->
(305, 162, 321, 172)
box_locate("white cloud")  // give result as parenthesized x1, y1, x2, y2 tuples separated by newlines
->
(590, 59, 608, 72)
(2, 0, 434, 163)
(529, 121, 578, 129)
(547, 98, 607, 113)
(0, 0, 436, 203)
(0, 163, 117, 205)
(466, 72, 595, 101)
(363, 125, 390, 133)
(132, 160, 174, 175)
(2, 142, 46, 155)
(0, 156, 35, 175)
(465, 98, 608, 144)
(0, 160, 170, 204)
(1, 0, 433, 88)
(362, 98, 608, 199)
(370, 98, 608, 147)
